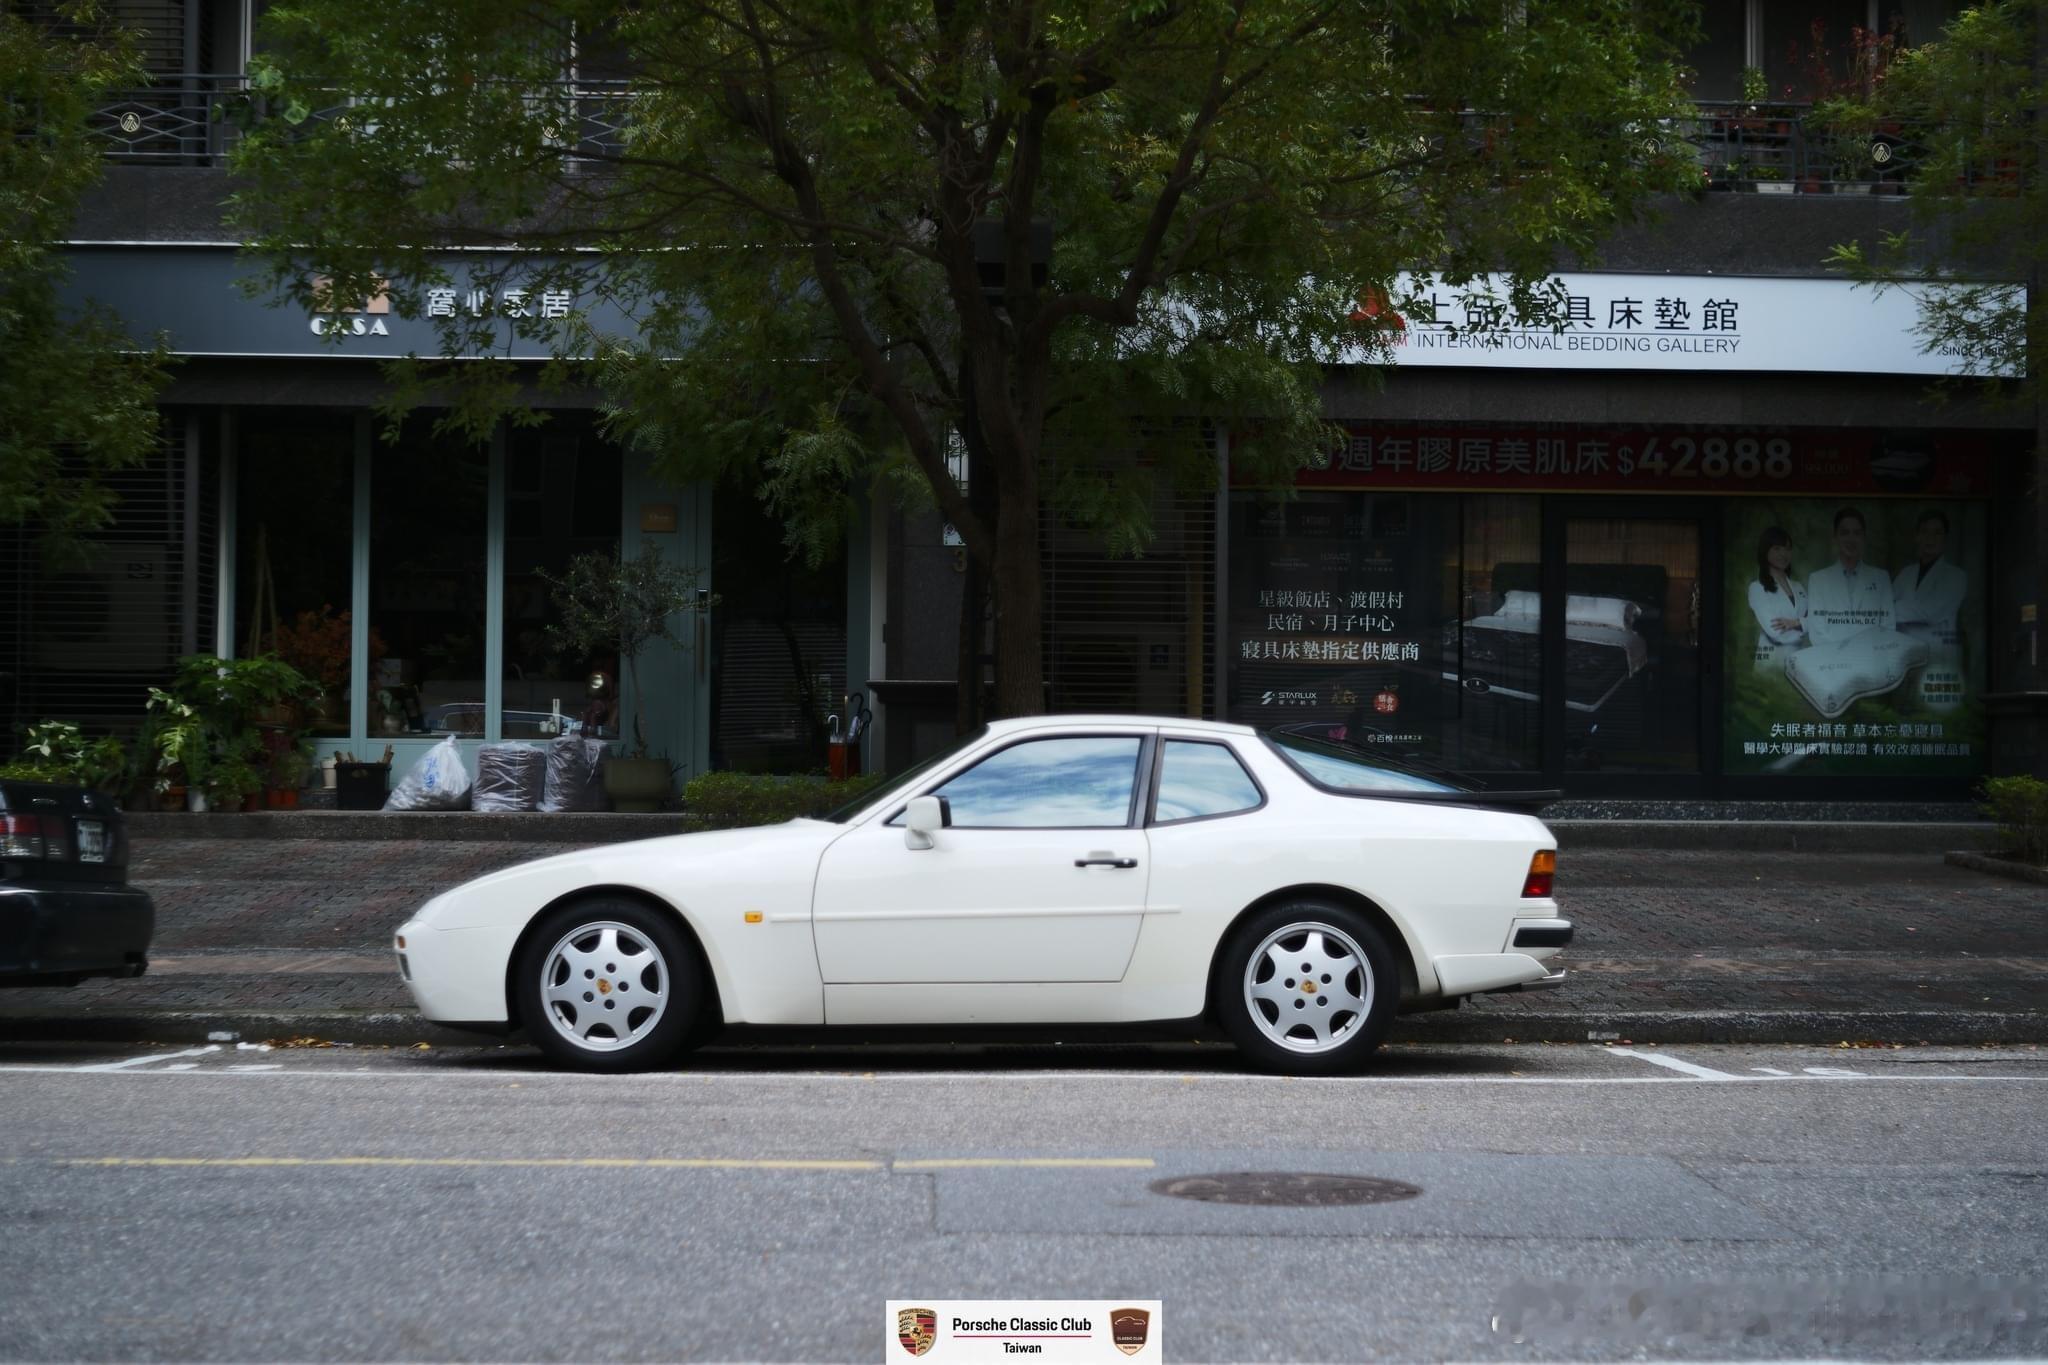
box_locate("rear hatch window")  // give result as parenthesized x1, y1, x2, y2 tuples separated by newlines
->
(1261, 727, 1557, 812)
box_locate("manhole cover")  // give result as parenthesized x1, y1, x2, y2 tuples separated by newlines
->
(1149, 1171, 1422, 1207)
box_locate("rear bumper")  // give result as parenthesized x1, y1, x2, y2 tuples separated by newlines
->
(0, 882, 154, 987)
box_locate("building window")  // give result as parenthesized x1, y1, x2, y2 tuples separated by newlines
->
(369, 424, 488, 737)
(235, 412, 355, 737)
(503, 416, 623, 740)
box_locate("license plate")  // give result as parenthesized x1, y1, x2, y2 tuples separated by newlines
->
(75, 820, 107, 863)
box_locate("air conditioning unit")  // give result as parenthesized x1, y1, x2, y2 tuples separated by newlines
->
(32, 546, 178, 672)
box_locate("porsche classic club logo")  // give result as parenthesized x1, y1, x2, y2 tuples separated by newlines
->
(1110, 1307, 1151, 1355)
(897, 1307, 937, 1357)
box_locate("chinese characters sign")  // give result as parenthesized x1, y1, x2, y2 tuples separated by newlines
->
(1267, 425, 1994, 498)
(1353, 272, 2022, 377)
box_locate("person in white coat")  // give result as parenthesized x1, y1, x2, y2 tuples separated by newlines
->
(1804, 506, 1895, 645)
(1746, 525, 1807, 664)
(1892, 509, 1966, 647)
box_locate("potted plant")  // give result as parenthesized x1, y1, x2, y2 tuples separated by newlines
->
(539, 543, 715, 812)
(153, 654, 317, 813)
(145, 689, 207, 810)
(0, 720, 127, 793)
(267, 747, 312, 809)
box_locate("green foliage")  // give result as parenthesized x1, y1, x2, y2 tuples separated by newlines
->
(1824, 0, 2042, 400)
(0, 720, 126, 790)
(682, 770, 888, 830)
(0, 3, 173, 544)
(1981, 775, 2048, 864)
(538, 544, 714, 756)
(228, 0, 1698, 712)
(146, 655, 319, 804)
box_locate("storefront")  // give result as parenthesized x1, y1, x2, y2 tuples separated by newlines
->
(1220, 271, 2028, 797)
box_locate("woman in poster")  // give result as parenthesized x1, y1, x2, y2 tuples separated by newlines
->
(1747, 526, 1807, 667)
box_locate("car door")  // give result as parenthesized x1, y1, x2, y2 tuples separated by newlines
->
(811, 731, 1153, 984)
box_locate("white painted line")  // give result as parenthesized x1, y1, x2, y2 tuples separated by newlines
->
(1802, 1066, 1863, 1078)
(1607, 1049, 1741, 1081)
(1751, 1066, 1793, 1076)
(227, 1064, 284, 1072)
(71, 1046, 221, 1073)
(162, 1064, 201, 1072)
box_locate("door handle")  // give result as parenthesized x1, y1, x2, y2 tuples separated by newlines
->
(1074, 855, 1138, 869)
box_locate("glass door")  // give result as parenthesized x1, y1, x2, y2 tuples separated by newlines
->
(1557, 514, 1706, 777)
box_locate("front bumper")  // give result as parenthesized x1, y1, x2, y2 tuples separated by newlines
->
(394, 918, 522, 1025)
(0, 883, 154, 987)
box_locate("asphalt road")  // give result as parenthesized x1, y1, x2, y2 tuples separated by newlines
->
(1, 1040, 2043, 1363)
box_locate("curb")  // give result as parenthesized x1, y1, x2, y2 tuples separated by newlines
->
(1549, 821, 1991, 853)
(1945, 849, 2048, 885)
(3, 1006, 2043, 1049)
(1392, 1008, 2048, 1045)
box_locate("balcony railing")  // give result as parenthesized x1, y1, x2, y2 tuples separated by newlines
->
(88, 78, 1928, 196)
(86, 74, 634, 166)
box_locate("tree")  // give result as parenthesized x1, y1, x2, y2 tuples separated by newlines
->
(229, 0, 1697, 718)
(0, 3, 170, 544)
(1824, 0, 2048, 756)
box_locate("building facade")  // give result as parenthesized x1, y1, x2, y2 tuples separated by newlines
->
(8, 0, 2037, 800)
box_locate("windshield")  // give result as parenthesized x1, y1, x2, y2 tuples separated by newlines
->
(1263, 728, 1467, 795)
(821, 725, 990, 823)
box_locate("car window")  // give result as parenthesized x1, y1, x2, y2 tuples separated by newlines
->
(928, 735, 1143, 828)
(1153, 741, 1262, 822)
(1265, 731, 1463, 795)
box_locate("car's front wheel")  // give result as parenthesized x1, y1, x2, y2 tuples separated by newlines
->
(515, 898, 703, 1072)
(1216, 901, 1398, 1075)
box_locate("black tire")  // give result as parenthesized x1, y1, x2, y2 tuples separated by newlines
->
(1214, 900, 1398, 1076)
(514, 896, 704, 1073)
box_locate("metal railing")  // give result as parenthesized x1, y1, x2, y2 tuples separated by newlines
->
(86, 74, 634, 166)
(87, 79, 1927, 196)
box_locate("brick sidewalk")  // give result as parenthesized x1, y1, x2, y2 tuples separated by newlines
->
(2, 838, 2042, 1042)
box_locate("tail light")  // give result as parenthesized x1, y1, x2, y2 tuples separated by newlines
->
(1521, 849, 1555, 898)
(0, 814, 47, 859)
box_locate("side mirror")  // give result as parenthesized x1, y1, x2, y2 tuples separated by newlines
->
(903, 795, 950, 850)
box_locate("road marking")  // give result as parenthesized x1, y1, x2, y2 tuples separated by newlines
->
(71, 1046, 221, 1073)
(893, 1157, 1155, 1170)
(162, 1064, 202, 1072)
(1802, 1066, 1864, 1078)
(227, 1065, 284, 1072)
(1608, 1049, 1741, 1081)
(37, 1155, 1157, 1173)
(1752, 1067, 1793, 1076)
(55, 1156, 890, 1171)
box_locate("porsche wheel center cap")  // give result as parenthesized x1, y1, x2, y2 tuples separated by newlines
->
(1301, 981, 1317, 995)
(596, 979, 612, 995)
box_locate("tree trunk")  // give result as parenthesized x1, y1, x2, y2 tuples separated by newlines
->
(989, 490, 1045, 717)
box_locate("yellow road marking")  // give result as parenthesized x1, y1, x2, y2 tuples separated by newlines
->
(47, 1155, 1156, 1172)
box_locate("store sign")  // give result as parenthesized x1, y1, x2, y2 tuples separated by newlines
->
(1722, 499, 1986, 777)
(59, 247, 641, 359)
(1269, 424, 1995, 498)
(1349, 272, 2022, 377)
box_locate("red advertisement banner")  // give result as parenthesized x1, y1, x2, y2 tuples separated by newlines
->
(1247, 426, 1996, 498)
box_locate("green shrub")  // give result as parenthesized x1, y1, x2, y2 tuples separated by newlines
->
(1980, 776, 2048, 866)
(2, 721, 126, 791)
(683, 770, 888, 830)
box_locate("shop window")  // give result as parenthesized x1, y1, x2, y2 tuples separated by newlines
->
(709, 482, 846, 773)
(369, 426, 488, 737)
(1722, 498, 1986, 778)
(1683, 0, 1747, 101)
(502, 417, 623, 741)
(1563, 516, 1702, 774)
(236, 413, 355, 737)
(1226, 492, 1541, 774)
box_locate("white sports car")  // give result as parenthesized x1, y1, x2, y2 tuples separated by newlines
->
(393, 716, 1570, 1074)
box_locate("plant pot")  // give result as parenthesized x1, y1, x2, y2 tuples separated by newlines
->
(1754, 181, 1794, 195)
(604, 756, 671, 813)
(265, 787, 300, 810)
(1833, 181, 1873, 195)
(158, 785, 187, 813)
(186, 789, 209, 814)
(241, 794, 263, 813)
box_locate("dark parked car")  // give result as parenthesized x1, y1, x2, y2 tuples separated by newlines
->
(0, 778, 152, 987)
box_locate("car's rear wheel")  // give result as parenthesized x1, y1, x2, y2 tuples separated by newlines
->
(1217, 901, 1397, 1075)
(515, 898, 702, 1072)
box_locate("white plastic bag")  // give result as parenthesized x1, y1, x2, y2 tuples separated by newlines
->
(383, 735, 474, 811)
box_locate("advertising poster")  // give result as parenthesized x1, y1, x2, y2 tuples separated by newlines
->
(1722, 499, 1986, 777)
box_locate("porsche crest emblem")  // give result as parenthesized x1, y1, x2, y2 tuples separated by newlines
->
(1110, 1306, 1151, 1356)
(896, 1307, 937, 1357)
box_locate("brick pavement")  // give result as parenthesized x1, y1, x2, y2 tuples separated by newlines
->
(1, 839, 2041, 1041)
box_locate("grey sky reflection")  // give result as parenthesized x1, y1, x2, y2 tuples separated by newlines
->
(935, 737, 1140, 827)
(1155, 742, 1261, 820)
